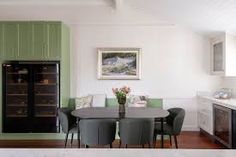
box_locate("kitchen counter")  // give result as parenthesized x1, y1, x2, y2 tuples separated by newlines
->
(198, 95, 236, 110)
(0, 149, 236, 157)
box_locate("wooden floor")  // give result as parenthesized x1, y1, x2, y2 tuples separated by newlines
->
(0, 131, 225, 149)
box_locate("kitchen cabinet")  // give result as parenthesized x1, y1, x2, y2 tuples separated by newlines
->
(0, 21, 70, 134)
(2, 23, 18, 60)
(0, 21, 62, 61)
(18, 22, 31, 59)
(197, 97, 213, 135)
(0, 23, 3, 58)
(47, 22, 61, 60)
(31, 22, 47, 60)
(210, 32, 236, 76)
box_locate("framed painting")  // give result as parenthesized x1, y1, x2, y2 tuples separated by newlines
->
(97, 48, 141, 80)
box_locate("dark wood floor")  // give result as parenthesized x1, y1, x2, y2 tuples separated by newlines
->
(0, 131, 225, 149)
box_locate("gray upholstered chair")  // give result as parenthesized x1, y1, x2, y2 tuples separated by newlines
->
(79, 119, 116, 148)
(154, 108, 185, 148)
(58, 108, 78, 148)
(119, 118, 154, 148)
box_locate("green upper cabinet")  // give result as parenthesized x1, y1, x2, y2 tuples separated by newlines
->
(31, 22, 47, 60)
(18, 22, 31, 60)
(2, 23, 18, 59)
(0, 23, 3, 59)
(0, 21, 63, 61)
(47, 22, 61, 60)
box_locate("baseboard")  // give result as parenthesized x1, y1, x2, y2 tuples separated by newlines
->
(182, 125, 200, 131)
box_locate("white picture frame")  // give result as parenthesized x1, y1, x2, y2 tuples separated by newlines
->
(97, 48, 141, 80)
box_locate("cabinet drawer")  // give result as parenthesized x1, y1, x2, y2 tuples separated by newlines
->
(198, 98, 213, 111)
(198, 111, 213, 135)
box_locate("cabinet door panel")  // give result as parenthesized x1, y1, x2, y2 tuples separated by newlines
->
(32, 22, 47, 60)
(18, 23, 31, 59)
(0, 23, 3, 58)
(3, 23, 18, 59)
(48, 23, 61, 60)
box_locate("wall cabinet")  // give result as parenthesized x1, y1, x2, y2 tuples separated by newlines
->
(211, 33, 236, 76)
(0, 23, 3, 57)
(0, 21, 62, 60)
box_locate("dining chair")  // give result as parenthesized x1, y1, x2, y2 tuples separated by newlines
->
(79, 119, 116, 148)
(154, 108, 185, 148)
(119, 118, 154, 148)
(58, 107, 78, 148)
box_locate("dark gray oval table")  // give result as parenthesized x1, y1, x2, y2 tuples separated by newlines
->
(71, 107, 169, 148)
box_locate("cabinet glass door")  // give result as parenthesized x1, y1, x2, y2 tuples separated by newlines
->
(5, 64, 29, 117)
(213, 42, 224, 72)
(33, 64, 59, 118)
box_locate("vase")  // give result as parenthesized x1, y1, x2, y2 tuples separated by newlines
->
(117, 97, 126, 115)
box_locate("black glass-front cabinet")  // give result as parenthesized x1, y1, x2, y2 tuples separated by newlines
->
(2, 62, 59, 133)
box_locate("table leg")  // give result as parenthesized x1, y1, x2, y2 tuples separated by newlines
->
(77, 118, 80, 148)
(161, 118, 164, 148)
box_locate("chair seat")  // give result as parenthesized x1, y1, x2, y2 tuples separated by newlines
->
(69, 124, 78, 133)
(154, 122, 173, 135)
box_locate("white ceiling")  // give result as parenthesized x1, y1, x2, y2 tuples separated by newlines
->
(0, 0, 236, 36)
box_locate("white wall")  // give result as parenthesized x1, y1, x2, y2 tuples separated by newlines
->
(69, 24, 221, 130)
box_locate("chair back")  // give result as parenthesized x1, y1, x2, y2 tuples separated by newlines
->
(79, 119, 116, 146)
(119, 118, 154, 145)
(166, 108, 185, 135)
(58, 108, 76, 133)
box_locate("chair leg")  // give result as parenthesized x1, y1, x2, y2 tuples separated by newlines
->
(125, 144, 128, 148)
(64, 133, 69, 148)
(110, 143, 113, 148)
(174, 135, 178, 149)
(169, 135, 172, 146)
(71, 134, 74, 146)
(119, 140, 121, 148)
(85, 145, 89, 148)
(153, 133, 157, 148)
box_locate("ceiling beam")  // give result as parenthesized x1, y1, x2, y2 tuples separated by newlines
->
(114, 0, 123, 10)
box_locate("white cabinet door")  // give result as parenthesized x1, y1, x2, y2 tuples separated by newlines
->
(211, 37, 225, 75)
(197, 97, 213, 135)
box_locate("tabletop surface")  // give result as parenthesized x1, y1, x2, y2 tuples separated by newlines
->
(71, 107, 169, 119)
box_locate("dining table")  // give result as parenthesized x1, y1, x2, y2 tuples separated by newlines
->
(71, 107, 169, 148)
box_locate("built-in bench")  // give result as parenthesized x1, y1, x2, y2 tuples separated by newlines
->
(67, 98, 163, 109)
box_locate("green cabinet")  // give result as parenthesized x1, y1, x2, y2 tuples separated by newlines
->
(0, 23, 3, 58)
(0, 21, 62, 60)
(18, 22, 31, 59)
(3, 23, 18, 59)
(47, 22, 61, 59)
(32, 22, 47, 60)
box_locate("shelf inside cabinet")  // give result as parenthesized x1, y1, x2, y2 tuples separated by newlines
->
(7, 73, 28, 75)
(7, 83, 28, 85)
(35, 104, 57, 107)
(7, 115, 27, 118)
(7, 94, 27, 96)
(35, 83, 58, 85)
(35, 93, 56, 96)
(36, 73, 58, 75)
(35, 114, 57, 117)
(7, 104, 27, 107)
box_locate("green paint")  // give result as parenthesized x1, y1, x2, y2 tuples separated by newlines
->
(0, 21, 70, 138)
(68, 98, 163, 108)
(106, 98, 163, 108)
(60, 23, 70, 107)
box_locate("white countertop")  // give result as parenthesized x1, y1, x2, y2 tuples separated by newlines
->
(0, 149, 235, 157)
(198, 95, 236, 110)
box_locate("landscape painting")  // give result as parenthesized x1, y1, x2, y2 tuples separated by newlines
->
(97, 48, 141, 80)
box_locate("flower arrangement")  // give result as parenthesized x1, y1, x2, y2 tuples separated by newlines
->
(112, 86, 131, 105)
